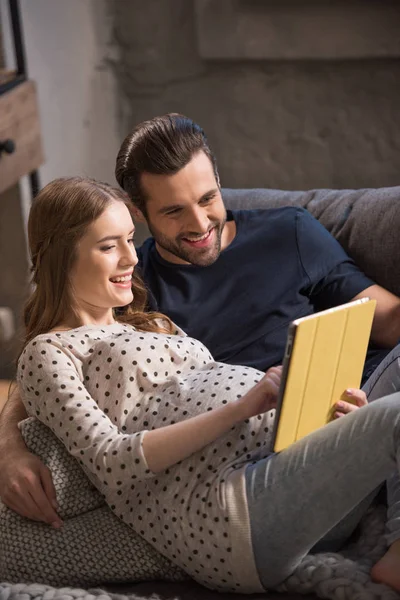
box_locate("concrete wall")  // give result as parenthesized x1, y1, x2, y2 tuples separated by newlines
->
(19, 0, 120, 185)
(108, 0, 400, 191)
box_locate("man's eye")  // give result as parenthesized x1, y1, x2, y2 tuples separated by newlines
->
(128, 238, 134, 244)
(199, 195, 216, 206)
(166, 208, 182, 216)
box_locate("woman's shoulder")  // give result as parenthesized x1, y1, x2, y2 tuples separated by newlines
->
(19, 331, 74, 367)
(21, 323, 136, 360)
(28, 322, 132, 343)
(22, 332, 60, 354)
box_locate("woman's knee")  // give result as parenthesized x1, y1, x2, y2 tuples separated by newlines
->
(364, 346, 400, 401)
(372, 392, 400, 410)
(366, 392, 400, 435)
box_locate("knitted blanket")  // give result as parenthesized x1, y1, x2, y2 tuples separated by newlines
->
(1, 419, 399, 600)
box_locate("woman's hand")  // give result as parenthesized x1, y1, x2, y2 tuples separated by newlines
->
(143, 366, 283, 473)
(238, 366, 282, 420)
(333, 388, 368, 419)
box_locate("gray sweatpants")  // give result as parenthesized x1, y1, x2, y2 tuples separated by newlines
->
(246, 344, 400, 589)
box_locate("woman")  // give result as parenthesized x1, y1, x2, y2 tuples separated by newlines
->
(17, 177, 400, 594)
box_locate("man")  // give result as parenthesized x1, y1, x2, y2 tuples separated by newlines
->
(1, 113, 400, 528)
(115, 113, 400, 373)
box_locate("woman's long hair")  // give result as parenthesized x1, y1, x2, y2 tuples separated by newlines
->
(23, 176, 174, 351)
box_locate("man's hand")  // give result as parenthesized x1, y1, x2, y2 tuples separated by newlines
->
(0, 450, 63, 527)
(333, 388, 368, 419)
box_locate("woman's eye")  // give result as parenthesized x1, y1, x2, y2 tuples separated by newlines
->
(100, 245, 115, 252)
(128, 237, 134, 244)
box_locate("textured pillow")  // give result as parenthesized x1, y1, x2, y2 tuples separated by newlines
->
(222, 186, 400, 297)
(0, 417, 187, 587)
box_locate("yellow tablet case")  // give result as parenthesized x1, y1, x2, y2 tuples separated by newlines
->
(272, 298, 376, 452)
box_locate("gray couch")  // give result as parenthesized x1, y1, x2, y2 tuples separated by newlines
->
(2, 185, 400, 600)
(223, 186, 400, 297)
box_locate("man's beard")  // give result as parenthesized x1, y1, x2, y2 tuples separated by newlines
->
(148, 217, 226, 267)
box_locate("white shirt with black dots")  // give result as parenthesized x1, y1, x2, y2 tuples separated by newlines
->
(18, 323, 275, 593)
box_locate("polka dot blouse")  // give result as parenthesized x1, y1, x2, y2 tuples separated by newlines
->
(18, 323, 275, 593)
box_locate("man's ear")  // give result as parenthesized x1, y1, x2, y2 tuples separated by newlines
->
(131, 206, 146, 223)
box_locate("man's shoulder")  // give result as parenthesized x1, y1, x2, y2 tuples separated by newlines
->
(231, 205, 303, 224)
(231, 206, 304, 239)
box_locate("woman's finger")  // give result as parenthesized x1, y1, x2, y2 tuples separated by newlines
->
(266, 372, 281, 387)
(334, 411, 345, 419)
(335, 401, 358, 415)
(345, 388, 368, 407)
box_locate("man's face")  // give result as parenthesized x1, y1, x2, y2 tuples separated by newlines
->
(139, 151, 227, 266)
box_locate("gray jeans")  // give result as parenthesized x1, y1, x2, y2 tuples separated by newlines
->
(246, 343, 400, 589)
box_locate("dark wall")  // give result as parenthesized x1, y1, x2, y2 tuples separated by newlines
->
(108, 0, 400, 193)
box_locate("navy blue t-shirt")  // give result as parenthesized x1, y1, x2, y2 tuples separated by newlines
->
(137, 208, 376, 374)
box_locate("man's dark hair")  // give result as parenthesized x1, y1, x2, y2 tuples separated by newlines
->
(115, 113, 219, 215)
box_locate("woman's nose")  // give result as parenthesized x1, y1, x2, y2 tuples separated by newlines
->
(120, 243, 138, 266)
(129, 246, 139, 266)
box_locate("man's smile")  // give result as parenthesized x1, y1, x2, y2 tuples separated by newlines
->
(181, 227, 215, 248)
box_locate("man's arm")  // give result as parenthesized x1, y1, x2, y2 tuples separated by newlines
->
(0, 385, 63, 527)
(0, 383, 28, 452)
(296, 211, 400, 347)
(353, 284, 400, 348)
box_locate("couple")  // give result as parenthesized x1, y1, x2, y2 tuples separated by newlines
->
(2, 113, 400, 593)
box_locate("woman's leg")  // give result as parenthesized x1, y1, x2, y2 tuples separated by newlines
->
(361, 347, 400, 587)
(371, 472, 400, 585)
(363, 343, 400, 401)
(245, 393, 400, 589)
(314, 345, 400, 550)
(309, 487, 380, 553)
(386, 472, 400, 545)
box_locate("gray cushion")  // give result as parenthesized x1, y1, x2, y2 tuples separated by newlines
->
(0, 417, 187, 587)
(0, 423, 392, 599)
(222, 187, 400, 297)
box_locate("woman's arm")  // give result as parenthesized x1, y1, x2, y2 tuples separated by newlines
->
(0, 385, 62, 526)
(21, 339, 280, 491)
(19, 340, 153, 492)
(143, 367, 281, 472)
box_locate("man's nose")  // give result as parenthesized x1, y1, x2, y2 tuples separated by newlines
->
(185, 208, 209, 233)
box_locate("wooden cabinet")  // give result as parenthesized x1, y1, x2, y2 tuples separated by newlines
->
(0, 79, 44, 194)
(0, 1, 43, 378)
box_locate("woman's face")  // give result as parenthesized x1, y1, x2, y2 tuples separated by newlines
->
(69, 200, 138, 323)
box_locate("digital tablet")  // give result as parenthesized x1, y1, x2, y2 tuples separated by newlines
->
(272, 298, 376, 452)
